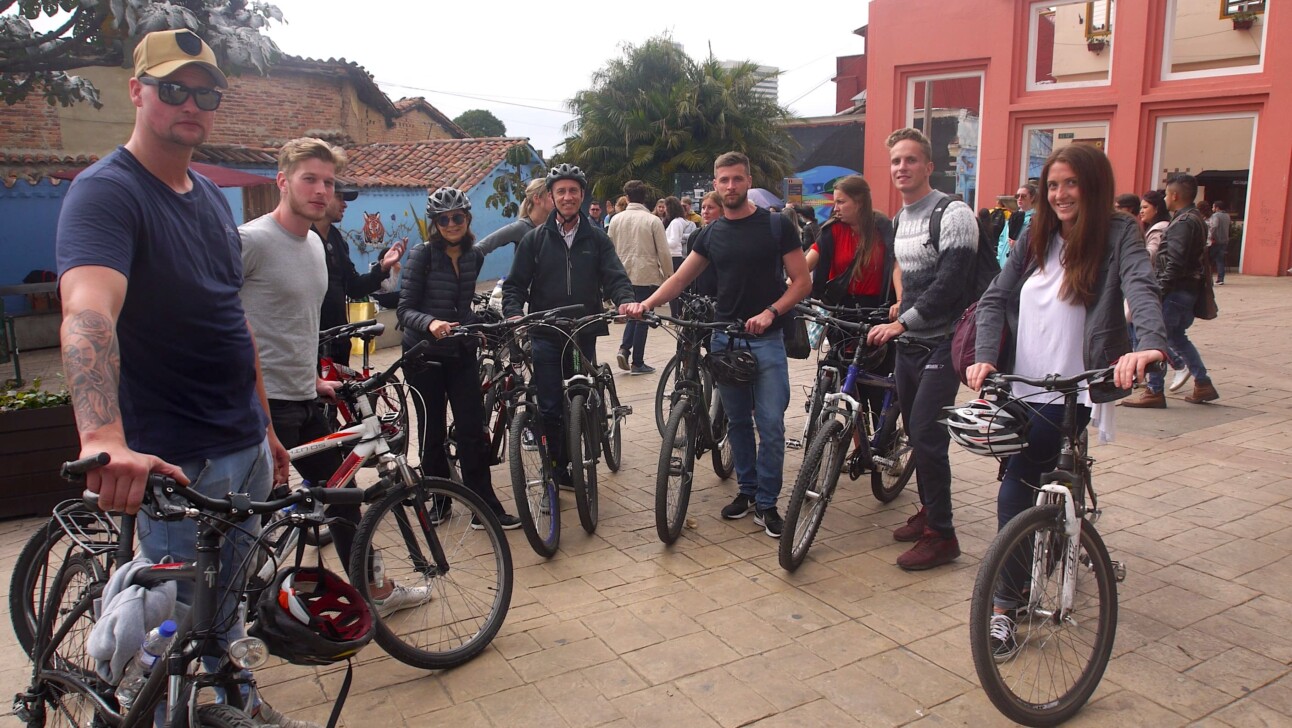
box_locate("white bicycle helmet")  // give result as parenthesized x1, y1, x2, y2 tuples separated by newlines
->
(939, 398, 1028, 457)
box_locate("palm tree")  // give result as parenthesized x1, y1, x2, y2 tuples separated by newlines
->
(561, 36, 796, 201)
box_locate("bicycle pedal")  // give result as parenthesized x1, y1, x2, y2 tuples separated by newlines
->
(13, 693, 40, 723)
(1111, 560, 1127, 583)
(786, 439, 803, 450)
(614, 405, 633, 417)
(871, 455, 896, 469)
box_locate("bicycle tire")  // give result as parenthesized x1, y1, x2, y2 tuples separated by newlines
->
(42, 553, 102, 676)
(871, 414, 915, 503)
(653, 353, 684, 435)
(480, 362, 508, 466)
(655, 404, 697, 545)
(10, 515, 73, 658)
(349, 476, 513, 670)
(969, 504, 1118, 727)
(602, 374, 624, 472)
(709, 396, 734, 480)
(780, 419, 848, 572)
(192, 703, 260, 727)
(803, 368, 835, 452)
(368, 379, 410, 460)
(566, 395, 599, 534)
(509, 407, 559, 557)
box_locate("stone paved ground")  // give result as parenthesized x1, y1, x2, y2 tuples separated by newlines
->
(4, 275, 1291, 726)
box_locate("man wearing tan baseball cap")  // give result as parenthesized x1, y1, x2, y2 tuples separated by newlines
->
(57, 29, 317, 728)
(133, 28, 228, 87)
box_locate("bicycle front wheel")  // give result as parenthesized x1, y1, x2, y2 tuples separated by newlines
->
(780, 419, 848, 572)
(656, 404, 697, 545)
(509, 407, 559, 557)
(709, 395, 734, 480)
(350, 477, 513, 670)
(601, 376, 624, 472)
(567, 395, 599, 534)
(654, 353, 683, 435)
(969, 504, 1118, 727)
(803, 367, 835, 451)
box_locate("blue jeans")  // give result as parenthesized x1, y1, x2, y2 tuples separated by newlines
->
(1146, 290, 1210, 394)
(1210, 244, 1227, 283)
(137, 438, 272, 718)
(1127, 323, 1184, 370)
(620, 285, 656, 366)
(530, 330, 598, 471)
(712, 330, 790, 510)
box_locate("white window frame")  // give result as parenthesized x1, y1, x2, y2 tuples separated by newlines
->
(1018, 121, 1112, 186)
(1025, 0, 1116, 92)
(1150, 111, 1259, 270)
(1162, 0, 1268, 82)
(904, 71, 986, 206)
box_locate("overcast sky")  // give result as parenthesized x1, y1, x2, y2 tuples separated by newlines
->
(265, 0, 870, 156)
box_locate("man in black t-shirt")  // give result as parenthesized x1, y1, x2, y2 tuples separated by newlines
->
(622, 151, 810, 538)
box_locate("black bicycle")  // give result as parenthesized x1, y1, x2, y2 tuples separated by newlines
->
(779, 307, 915, 572)
(642, 311, 737, 544)
(653, 293, 718, 436)
(964, 368, 1128, 727)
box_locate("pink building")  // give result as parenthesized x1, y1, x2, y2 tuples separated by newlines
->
(863, 0, 1290, 275)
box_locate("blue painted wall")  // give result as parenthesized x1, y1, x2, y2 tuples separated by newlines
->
(1, 179, 68, 313)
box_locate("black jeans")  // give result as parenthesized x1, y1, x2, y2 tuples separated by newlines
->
(619, 285, 657, 367)
(894, 337, 961, 538)
(406, 351, 505, 515)
(669, 257, 685, 317)
(530, 330, 598, 472)
(267, 398, 357, 564)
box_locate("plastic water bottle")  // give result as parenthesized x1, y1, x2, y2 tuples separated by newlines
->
(115, 620, 178, 710)
(488, 277, 505, 315)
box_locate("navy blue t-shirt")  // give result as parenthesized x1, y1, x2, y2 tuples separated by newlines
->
(56, 147, 266, 463)
(692, 208, 800, 330)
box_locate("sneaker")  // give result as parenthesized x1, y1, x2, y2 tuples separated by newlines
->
(1168, 368, 1192, 393)
(754, 507, 783, 538)
(721, 493, 753, 520)
(429, 499, 452, 525)
(630, 363, 656, 375)
(616, 348, 630, 371)
(556, 468, 575, 491)
(1216, 280, 1224, 286)
(473, 512, 522, 531)
(1184, 380, 1220, 404)
(372, 582, 433, 618)
(539, 486, 553, 515)
(988, 613, 1019, 663)
(893, 507, 927, 542)
(252, 701, 322, 728)
(896, 527, 961, 571)
(1120, 390, 1166, 409)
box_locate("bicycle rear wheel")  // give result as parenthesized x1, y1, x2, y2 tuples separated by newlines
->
(709, 396, 734, 480)
(969, 504, 1118, 727)
(871, 413, 915, 503)
(601, 375, 624, 472)
(803, 367, 835, 451)
(780, 419, 848, 572)
(509, 407, 559, 557)
(370, 380, 410, 459)
(566, 395, 599, 534)
(350, 476, 513, 670)
(655, 404, 697, 545)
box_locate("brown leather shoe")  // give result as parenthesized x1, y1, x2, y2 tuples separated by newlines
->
(1185, 381, 1220, 404)
(897, 527, 961, 570)
(893, 507, 927, 542)
(1121, 390, 1166, 408)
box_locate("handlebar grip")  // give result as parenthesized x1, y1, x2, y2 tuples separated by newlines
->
(63, 452, 110, 479)
(317, 487, 367, 505)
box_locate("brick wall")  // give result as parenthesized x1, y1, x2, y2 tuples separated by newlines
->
(0, 93, 64, 149)
(387, 111, 457, 143)
(211, 71, 349, 145)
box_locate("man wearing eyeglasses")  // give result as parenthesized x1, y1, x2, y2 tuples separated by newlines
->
(55, 29, 315, 728)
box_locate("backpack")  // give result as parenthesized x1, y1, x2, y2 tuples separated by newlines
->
(895, 196, 1002, 303)
(988, 208, 1008, 243)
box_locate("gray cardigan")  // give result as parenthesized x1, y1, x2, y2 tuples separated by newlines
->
(974, 214, 1168, 402)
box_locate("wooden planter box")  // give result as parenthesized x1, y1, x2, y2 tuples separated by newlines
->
(1232, 18, 1255, 30)
(0, 405, 82, 519)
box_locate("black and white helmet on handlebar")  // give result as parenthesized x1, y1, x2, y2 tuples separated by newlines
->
(426, 187, 472, 218)
(939, 397, 1028, 457)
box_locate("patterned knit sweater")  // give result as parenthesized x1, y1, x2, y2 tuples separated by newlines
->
(893, 190, 979, 338)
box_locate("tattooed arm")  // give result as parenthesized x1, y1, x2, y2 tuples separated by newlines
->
(59, 266, 188, 513)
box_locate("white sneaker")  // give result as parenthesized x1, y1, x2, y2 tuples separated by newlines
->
(1168, 368, 1192, 393)
(253, 701, 322, 728)
(372, 582, 432, 618)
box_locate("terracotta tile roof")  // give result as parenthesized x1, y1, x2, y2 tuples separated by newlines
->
(0, 150, 99, 187)
(343, 138, 535, 190)
(193, 144, 279, 166)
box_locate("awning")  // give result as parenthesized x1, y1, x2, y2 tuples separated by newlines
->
(51, 161, 273, 188)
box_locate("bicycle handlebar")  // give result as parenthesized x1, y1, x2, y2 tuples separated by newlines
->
(986, 367, 1116, 393)
(642, 311, 744, 333)
(319, 319, 382, 344)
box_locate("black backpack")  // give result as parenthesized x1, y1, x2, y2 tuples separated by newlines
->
(988, 207, 1008, 243)
(896, 197, 1001, 303)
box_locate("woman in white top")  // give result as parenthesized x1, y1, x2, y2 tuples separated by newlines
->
(663, 196, 696, 317)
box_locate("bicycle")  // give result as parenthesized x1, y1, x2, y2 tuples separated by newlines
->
(778, 307, 916, 572)
(642, 311, 738, 544)
(962, 368, 1128, 727)
(653, 292, 718, 436)
(318, 319, 409, 459)
(13, 453, 369, 728)
(788, 298, 878, 457)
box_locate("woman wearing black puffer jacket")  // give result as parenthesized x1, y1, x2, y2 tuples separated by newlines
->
(398, 186, 520, 529)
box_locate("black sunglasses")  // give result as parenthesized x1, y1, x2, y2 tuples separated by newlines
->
(435, 213, 468, 227)
(139, 76, 223, 111)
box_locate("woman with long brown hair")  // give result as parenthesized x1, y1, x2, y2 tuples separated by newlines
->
(966, 144, 1166, 658)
